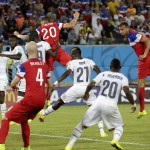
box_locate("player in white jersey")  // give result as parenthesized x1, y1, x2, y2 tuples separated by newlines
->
(39, 47, 108, 137)
(0, 40, 10, 118)
(65, 58, 136, 150)
(0, 35, 28, 102)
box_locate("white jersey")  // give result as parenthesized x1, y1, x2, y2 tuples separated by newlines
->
(94, 71, 128, 104)
(0, 53, 9, 82)
(67, 58, 95, 86)
(11, 46, 27, 69)
(37, 41, 51, 62)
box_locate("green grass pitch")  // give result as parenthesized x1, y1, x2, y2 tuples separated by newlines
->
(5, 104, 150, 150)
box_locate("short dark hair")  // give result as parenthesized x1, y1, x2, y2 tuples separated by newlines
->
(119, 22, 129, 28)
(70, 47, 81, 55)
(110, 58, 121, 70)
(41, 16, 49, 21)
(9, 35, 18, 39)
(29, 31, 39, 41)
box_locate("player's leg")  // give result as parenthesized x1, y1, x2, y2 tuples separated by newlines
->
(85, 90, 108, 138)
(102, 104, 124, 150)
(21, 120, 31, 150)
(0, 115, 10, 149)
(39, 98, 65, 122)
(137, 60, 148, 118)
(0, 91, 6, 118)
(137, 78, 147, 119)
(65, 121, 85, 150)
(97, 121, 108, 137)
(65, 99, 102, 150)
(55, 47, 71, 67)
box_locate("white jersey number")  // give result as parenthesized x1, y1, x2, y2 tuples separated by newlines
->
(101, 80, 118, 99)
(77, 66, 89, 82)
(38, 51, 43, 61)
(41, 27, 56, 40)
(36, 68, 44, 86)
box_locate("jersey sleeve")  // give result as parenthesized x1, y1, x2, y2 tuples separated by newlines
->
(93, 73, 102, 85)
(56, 21, 63, 30)
(16, 64, 26, 79)
(131, 32, 143, 43)
(44, 42, 51, 51)
(12, 46, 24, 55)
(67, 61, 74, 71)
(89, 59, 96, 69)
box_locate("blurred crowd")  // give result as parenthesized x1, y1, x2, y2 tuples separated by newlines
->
(0, 0, 149, 45)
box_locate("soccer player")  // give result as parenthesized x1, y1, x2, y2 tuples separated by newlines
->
(0, 35, 28, 102)
(0, 41, 52, 150)
(119, 22, 150, 119)
(39, 47, 108, 138)
(65, 58, 136, 150)
(14, 11, 80, 71)
(0, 40, 9, 118)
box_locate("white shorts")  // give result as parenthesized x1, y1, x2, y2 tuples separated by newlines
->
(82, 97, 123, 129)
(0, 80, 7, 91)
(18, 78, 26, 92)
(61, 85, 96, 105)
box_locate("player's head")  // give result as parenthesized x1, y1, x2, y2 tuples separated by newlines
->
(25, 41, 38, 58)
(110, 58, 121, 71)
(29, 31, 39, 42)
(40, 17, 49, 26)
(70, 47, 81, 59)
(119, 22, 129, 36)
(8, 35, 19, 49)
(0, 40, 3, 53)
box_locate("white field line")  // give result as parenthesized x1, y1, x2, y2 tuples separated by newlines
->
(9, 132, 150, 147)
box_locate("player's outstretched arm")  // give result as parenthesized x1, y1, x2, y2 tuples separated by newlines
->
(10, 76, 21, 90)
(123, 86, 136, 113)
(54, 69, 72, 86)
(63, 11, 80, 28)
(0, 52, 22, 60)
(83, 80, 96, 100)
(93, 65, 101, 74)
(14, 31, 29, 40)
(139, 36, 150, 60)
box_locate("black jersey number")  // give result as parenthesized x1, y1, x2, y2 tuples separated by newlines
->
(101, 80, 118, 98)
(77, 66, 89, 82)
(38, 51, 43, 61)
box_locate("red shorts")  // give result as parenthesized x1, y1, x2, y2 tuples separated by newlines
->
(5, 100, 43, 124)
(138, 55, 150, 79)
(46, 47, 71, 71)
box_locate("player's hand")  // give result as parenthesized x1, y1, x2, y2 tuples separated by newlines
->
(83, 93, 89, 100)
(130, 106, 136, 113)
(73, 11, 79, 19)
(11, 85, 18, 91)
(139, 54, 146, 60)
(14, 31, 19, 36)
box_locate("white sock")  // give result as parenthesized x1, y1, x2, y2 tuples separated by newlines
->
(67, 122, 83, 147)
(98, 121, 105, 134)
(1, 103, 6, 118)
(113, 126, 123, 142)
(42, 105, 55, 116)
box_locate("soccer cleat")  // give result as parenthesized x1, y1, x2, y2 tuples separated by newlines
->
(46, 100, 51, 108)
(38, 109, 46, 122)
(65, 146, 72, 150)
(111, 139, 124, 150)
(0, 144, 5, 150)
(137, 109, 147, 119)
(21, 146, 31, 150)
(28, 119, 32, 123)
(100, 133, 108, 138)
(10, 121, 19, 125)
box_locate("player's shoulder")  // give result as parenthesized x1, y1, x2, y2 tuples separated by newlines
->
(37, 40, 49, 45)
